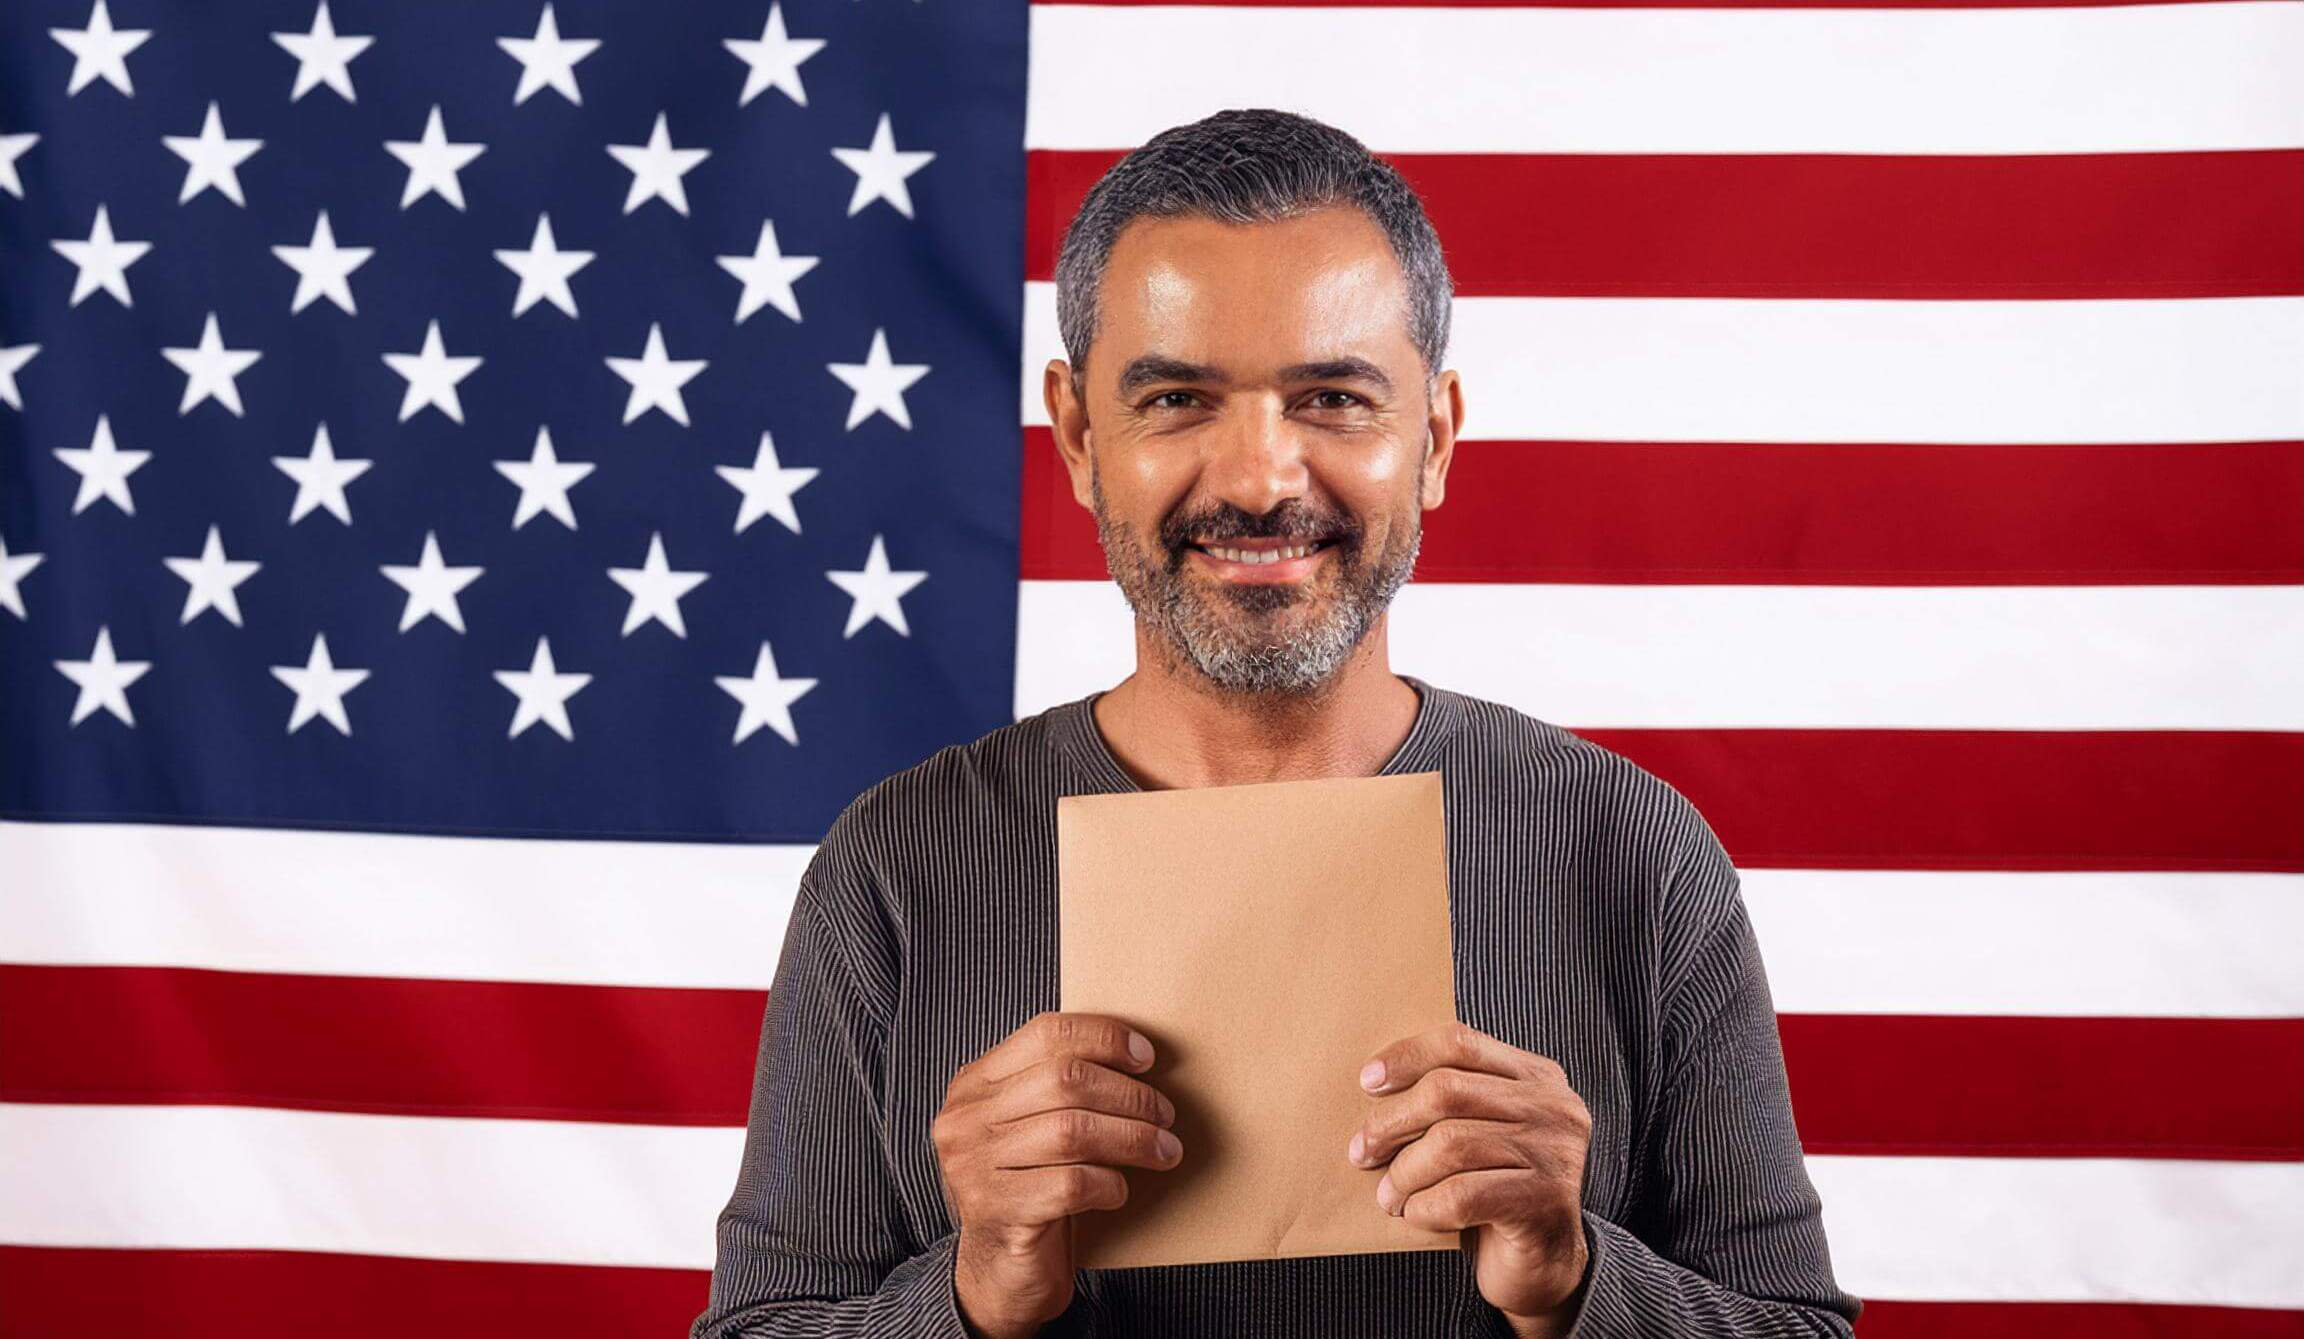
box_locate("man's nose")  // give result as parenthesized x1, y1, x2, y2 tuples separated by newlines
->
(1202, 398, 1310, 518)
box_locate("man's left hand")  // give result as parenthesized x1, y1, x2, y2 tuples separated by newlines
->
(1348, 1022, 1594, 1334)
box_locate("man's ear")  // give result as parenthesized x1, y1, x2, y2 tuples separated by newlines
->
(1043, 358, 1096, 509)
(1421, 368, 1463, 512)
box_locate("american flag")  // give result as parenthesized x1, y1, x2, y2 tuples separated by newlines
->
(1, 0, 2299, 1334)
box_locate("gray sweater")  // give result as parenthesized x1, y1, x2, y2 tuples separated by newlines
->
(694, 676, 1864, 1337)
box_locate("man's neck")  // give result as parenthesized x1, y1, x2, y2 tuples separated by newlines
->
(1090, 617, 1421, 791)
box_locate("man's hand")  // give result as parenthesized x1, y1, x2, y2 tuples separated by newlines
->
(1347, 1022, 1594, 1334)
(932, 1011, 1183, 1339)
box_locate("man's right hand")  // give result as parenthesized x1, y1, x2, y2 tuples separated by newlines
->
(932, 1011, 1184, 1339)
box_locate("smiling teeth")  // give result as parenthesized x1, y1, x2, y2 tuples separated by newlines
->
(1207, 543, 1318, 564)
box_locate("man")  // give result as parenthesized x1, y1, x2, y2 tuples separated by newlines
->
(694, 108, 1862, 1338)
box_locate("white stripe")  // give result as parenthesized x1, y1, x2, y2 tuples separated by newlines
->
(1745, 870, 2304, 1018)
(0, 819, 805, 990)
(1015, 580, 2304, 730)
(1027, 3, 2304, 154)
(1811, 1154, 2304, 1306)
(0, 1104, 740, 1269)
(1023, 284, 2304, 443)
(6, 1103, 2293, 1304)
(4, 828, 2288, 1020)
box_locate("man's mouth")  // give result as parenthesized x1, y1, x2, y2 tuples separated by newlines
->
(1188, 536, 1336, 562)
(1184, 536, 1337, 582)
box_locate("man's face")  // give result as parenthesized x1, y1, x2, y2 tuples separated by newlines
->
(1052, 205, 1459, 697)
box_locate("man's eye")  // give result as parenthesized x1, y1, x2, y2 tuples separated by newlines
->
(1146, 391, 1198, 410)
(1310, 390, 1365, 410)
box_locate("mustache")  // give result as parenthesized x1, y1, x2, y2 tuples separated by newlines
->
(1157, 501, 1361, 554)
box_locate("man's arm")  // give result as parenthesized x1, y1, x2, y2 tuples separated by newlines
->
(691, 871, 978, 1338)
(1545, 829, 1864, 1338)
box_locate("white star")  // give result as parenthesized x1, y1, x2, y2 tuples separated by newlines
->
(494, 426, 594, 529)
(272, 423, 372, 525)
(273, 211, 373, 315)
(385, 106, 486, 211)
(716, 218, 818, 324)
(55, 415, 149, 516)
(716, 640, 816, 746)
(270, 632, 370, 735)
(0, 534, 45, 620)
(726, 3, 824, 108)
(606, 113, 709, 216)
(54, 626, 151, 727)
(499, 4, 597, 106)
(162, 524, 262, 627)
(0, 132, 38, 198)
(827, 327, 929, 430)
(0, 344, 38, 411)
(494, 636, 591, 740)
(51, 0, 150, 98)
(718, 430, 817, 535)
(604, 323, 706, 426)
(161, 313, 262, 417)
(382, 320, 482, 423)
(272, 0, 371, 102)
(825, 533, 928, 638)
(493, 214, 593, 318)
(52, 205, 151, 308)
(830, 113, 933, 219)
(162, 101, 262, 206)
(607, 531, 709, 638)
(380, 530, 483, 633)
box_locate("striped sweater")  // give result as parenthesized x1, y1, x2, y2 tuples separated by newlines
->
(694, 675, 1864, 1336)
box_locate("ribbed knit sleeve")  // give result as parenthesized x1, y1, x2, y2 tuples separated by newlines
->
(1552, 827, 1862, 1337)
(691, 872, 974, 1339)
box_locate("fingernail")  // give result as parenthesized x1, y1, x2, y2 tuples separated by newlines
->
(1347, 1131, 1366, 1164)
(1155, 1129, 1181, 1161)
(1359, 1059, 1386, 1091)
(1128, 1031, 1154, 1067)
(1376, 1174, 1396, 1214)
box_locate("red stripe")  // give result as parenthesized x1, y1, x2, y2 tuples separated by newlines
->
(0, 965, 763, 1126)
(1854, 1300, 2304, 1338)
(1021, 430, 2304, 585)
(11, 963, 2302, 1159)
(0, 1248, 706, 1339)
(1028, 150, 2304, 298)
(1582, 728, 2304, 872)
(1781, 1015, 2304, 1162)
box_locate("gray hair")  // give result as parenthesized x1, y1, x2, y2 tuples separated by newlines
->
(1053, 108, 1453, 394)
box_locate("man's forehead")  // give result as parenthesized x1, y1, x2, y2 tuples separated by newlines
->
(1091, 210, 1418, 386)
(1104, 213, 1401, 305)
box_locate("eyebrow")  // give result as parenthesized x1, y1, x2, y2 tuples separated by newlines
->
(1281, 357, 1396, 397)
(1114, 355, 1217, 398)
(1114, 354, 1395, 399)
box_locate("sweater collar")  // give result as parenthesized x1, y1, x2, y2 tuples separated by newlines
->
(1051, 673, 1462, 796)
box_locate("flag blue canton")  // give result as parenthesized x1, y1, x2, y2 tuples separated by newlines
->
(0, 0, 1030, 843)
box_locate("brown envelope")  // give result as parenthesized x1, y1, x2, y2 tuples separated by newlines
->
(1056, 769, 1461, 1269)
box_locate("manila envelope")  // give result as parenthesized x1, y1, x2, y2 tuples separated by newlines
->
(1056, 769, 1460, 1269)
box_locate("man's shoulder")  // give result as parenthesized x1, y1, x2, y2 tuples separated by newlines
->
(1437, 683, 1741, 932)
(1436, 683, 1723, 859)
(821, 699, 1073, 853)
(1442, 685, 1697, 805)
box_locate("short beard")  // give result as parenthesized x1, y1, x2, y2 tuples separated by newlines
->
(1089, 460, 1422, 699)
